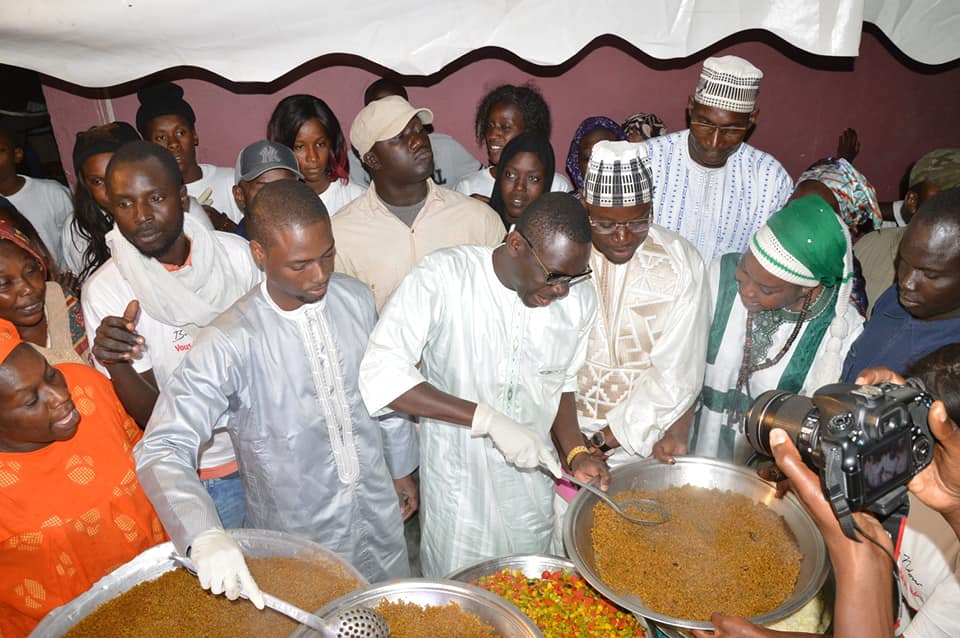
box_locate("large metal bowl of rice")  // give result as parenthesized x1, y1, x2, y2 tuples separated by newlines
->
(31, 529, 367, 637)
(564, 457, 830, 632)
(289, 578, 544, 638)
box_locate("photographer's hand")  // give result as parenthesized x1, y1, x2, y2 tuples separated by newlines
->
(854, 367, 905, 386)
(689, 613, 783, 637)
(908, 401, 960, 535)
(770, 428, 894, 638)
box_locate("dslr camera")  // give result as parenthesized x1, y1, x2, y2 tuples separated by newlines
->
(745, 382, 934, 539)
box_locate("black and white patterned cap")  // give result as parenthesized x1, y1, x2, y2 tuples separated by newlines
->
(583, 141, 654, 207)
(694, 56, 763, 113)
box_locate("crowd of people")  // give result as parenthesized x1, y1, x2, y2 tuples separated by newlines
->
(1, 54, 959, 637)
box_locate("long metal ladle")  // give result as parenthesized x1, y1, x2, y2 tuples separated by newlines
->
(556, 469, 669, 525)
(170, 553, 391, 638)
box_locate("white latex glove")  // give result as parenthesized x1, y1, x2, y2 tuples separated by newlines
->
(196, 186, 214, 206)
(189, 529, 265, 609)
(471, 403, 562, 477)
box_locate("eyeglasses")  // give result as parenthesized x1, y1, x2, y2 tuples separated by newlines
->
(689, 121, 750, 140)
(518, 231, 592, 287)
(588, 217, 650, 236)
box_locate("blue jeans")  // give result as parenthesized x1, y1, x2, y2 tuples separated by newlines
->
(202, 471, 246, 529)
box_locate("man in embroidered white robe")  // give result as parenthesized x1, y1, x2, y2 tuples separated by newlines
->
(137, 182, 417, 600)
(642, 56, 792, 264)
(575, 142, 709, 466)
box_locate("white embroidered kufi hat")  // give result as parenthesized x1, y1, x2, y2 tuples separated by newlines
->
(583, 141, 654, 207)
(695, 56, 763, 113)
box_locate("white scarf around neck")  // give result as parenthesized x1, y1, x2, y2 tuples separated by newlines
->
(105, 213, 249, 331)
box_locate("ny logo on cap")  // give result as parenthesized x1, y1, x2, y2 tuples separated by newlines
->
(258, 146, 281, 164)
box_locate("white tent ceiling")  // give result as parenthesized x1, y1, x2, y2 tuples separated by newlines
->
(1, 0, 957, 88)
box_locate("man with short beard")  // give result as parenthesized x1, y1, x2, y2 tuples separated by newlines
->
(137, 180, 417, 603)
(842, 187, 960, 380)
(855, 149, 960, 315)
(81, 141, 261, 529)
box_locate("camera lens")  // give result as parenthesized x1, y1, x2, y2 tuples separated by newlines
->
(745, 390, 818, 457)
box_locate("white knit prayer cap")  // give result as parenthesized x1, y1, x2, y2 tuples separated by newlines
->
(583, 141, 654, 207)
(694, 56, 763, 113)
(749, 224, 820, 287)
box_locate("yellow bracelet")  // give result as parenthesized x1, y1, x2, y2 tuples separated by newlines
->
(565, 445, 590, 467)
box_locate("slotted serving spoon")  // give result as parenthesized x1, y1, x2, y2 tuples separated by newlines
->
(170, 554, 391, 638)
(556, 469, 670, 525)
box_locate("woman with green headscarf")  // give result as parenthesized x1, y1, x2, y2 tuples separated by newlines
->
(688, 195, 865, 465)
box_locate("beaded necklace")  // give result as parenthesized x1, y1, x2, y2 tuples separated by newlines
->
(726, 290, 814, 433)
(749, 285, 836, 367)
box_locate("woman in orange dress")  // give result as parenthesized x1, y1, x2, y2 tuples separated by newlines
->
(0, 318, 166, 637)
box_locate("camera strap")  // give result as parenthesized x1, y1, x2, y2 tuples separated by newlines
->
(824, 446, 860, 539)
(881, 502, 910, 627)
(879, 500, 909, 545)
(854, 499, 908, 627)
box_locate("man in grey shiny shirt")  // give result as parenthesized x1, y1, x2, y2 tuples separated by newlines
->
(136, 180, 418, 604)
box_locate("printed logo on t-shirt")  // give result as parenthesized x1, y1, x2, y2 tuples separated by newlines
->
(172, 329, 192, 353)
(899, 552, 925, 608)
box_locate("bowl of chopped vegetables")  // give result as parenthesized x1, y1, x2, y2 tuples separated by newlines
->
(446, 553, 650, 637)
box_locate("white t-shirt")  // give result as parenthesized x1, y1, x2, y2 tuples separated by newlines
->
(60, 197, 214, 275)
(187, 163, 243, 223)
(896, 495, 960, 637)
(319, 179, 365, 216)
(428, 133, 483, 188)
(5, 175, 73, 269)
(81, 231, 260, 471)
(454, 167, 573, 199)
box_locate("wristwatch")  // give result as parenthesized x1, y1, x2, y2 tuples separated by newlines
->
(589, 430, 612, 453)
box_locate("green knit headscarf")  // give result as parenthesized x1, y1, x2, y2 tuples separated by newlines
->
(750, 194, 848, 287)
(749, 193, 855, 390)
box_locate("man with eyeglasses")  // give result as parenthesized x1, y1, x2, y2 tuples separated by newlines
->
(550, 142, 710, 544)
(641, 55, 792, 264)
(575, 140, 709, 463)
(359, 192, 606, 577)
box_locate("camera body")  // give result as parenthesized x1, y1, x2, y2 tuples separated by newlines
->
(746, 382, 934, 538)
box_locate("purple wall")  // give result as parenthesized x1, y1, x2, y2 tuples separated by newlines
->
(42, 29, 960, 200)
